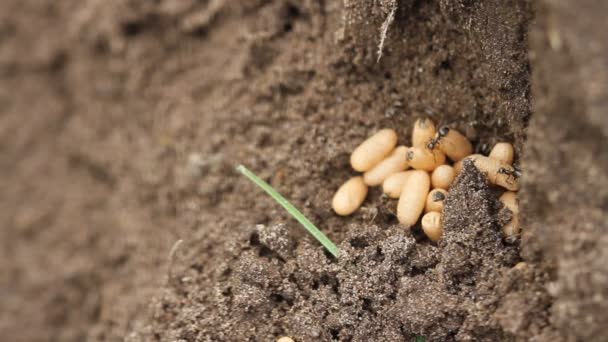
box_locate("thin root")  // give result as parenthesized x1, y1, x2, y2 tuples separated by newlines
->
(167, 239, 184, 282)
(377, 2, 397, 62)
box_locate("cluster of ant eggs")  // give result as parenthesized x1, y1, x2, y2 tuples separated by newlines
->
(332, 118, 520, 242)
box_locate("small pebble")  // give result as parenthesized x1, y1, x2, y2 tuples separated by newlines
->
(277, 337, 295, 342)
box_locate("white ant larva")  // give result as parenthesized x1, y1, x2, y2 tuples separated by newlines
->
(350, 129, 398, 172)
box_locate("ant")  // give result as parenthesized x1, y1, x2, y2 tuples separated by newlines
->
(426, 126, 450, 151)
(498, 165, 522, 185)
(431, 190, 446, 202)
(475, 142, 491, 155)
(424, 126, 450, 164)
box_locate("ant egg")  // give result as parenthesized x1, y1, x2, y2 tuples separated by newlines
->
(425, 188, 447, 213)
(453, 160, 462, 174)
(382, 171, 412, 199)
(489, 142, 515, 165)
(277, 337, 295, 342)
(460, 155, 520, 191)
(499, 191, 520, 238)
(431, 165, 455, 189)
(363, 146, 409, 186)
(513, 261, 528, 271)
(397, 170, 430, 227)
(412, 118, 436, 147)
(350, 129, 398, 172)
(406, 146, 446, 172)
(437, 128, 473, 161)
(332, 176, 368, 216)
(421, 211, 443, 242)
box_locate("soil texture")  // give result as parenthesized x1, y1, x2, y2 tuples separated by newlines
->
(1, 0, 606, 341)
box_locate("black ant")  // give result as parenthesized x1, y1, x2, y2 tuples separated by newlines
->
(475, 142, 491, 155)
(426, 126, 450, 151)
(431, 190, 446, 202)
(498, 165, 522, 184)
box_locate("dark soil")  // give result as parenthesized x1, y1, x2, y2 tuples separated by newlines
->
(0, 0, 606, 341)
(162, 162, 537, 341)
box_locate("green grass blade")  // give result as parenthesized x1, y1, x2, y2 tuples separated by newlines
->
(236, 165, 340, 258)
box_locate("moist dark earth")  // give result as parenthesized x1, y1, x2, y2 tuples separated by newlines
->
(0, 0, 606, 341)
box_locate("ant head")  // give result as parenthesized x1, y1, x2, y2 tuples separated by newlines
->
(475, 143, 490, 155)
(432, 191, 446, 201)
(438, 126, 450, 136)
(406, 150, 414, 161)
(426, 141, 435, 150)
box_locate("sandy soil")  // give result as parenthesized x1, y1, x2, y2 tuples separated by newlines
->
(0, 0, 606, 341)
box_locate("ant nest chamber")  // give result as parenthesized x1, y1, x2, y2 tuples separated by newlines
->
(332, 118, 521, 242)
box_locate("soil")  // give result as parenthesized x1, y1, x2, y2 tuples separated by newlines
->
(0, 0, 606, 341)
